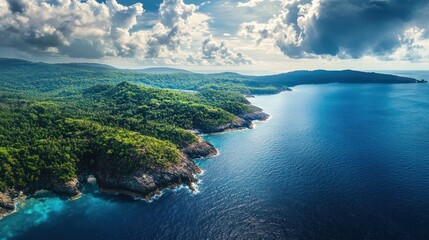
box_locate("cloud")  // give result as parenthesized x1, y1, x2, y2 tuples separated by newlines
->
(143, 0, 208, 59)
(0, 0, 251, 65)
(140, 0, 252, 65)
(237, 0, 265, 8)
(239, 0, 429, 60)
(201, 37, 252, 65)
(390, 27, 429, 61)
(0, 0, 143, 58)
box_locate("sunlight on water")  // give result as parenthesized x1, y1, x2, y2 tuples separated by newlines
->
(0, 195, 65, 240)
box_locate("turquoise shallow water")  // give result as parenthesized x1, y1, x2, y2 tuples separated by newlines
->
(1, 78, 429, 239)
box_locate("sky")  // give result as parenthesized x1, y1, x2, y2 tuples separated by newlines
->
(0, 0, 428, 74)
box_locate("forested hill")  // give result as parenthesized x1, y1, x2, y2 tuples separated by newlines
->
(0, 58, 424, 97)
(130, 67, 193, 74)
(0, 80, 265, 208)
(255, 70, 427, 86)
(0, 58, 277, 95)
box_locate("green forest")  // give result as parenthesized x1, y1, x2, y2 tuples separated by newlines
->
(0, 79, 256, 193)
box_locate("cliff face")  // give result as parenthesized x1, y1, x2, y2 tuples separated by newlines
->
(95, 155, 200, 198)
(51, 179, 81, 197)
(239, 111, 270, 121)
(0, 190, 18, 218)
(182, 137, 218, 159)
(26, 177, 81, 198)
(199, 117, 252, 133)
(198, 110, 270, 134)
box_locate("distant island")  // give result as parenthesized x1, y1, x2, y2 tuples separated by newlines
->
(129, 67, 194, 74)
(0, 58, 425, 96)
(0, 58, 426, 218)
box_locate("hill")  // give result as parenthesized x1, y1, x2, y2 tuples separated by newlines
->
(255, 70, 426, 86)
(0, 80, 268, 217)
(0, 59, 424, 97)
(130, 67, 193, 74)
(56, 62, 117, 70)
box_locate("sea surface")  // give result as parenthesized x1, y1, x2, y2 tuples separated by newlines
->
(1, 73, 429, 240)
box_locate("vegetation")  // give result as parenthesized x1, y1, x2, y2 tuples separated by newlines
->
(0, 79, 254, 192)
(0, 59, 282, 96)
(255, 70, 425, 86)
(0, 58, 423, 193)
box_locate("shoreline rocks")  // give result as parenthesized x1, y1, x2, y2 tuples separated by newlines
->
(182, 136, 218, 159)
(196, 110, 269, 134)
(0, 190, 18, 218)
(239, 111, 270, 122)
(52, 178, 81, 197)
(95, 155, 200, 199)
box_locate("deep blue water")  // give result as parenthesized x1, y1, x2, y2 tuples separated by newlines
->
(1, 80, 429, 239)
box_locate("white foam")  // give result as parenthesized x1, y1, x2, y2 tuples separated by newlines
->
(190, 182, 200, 195)
(196, 169, 206, 176)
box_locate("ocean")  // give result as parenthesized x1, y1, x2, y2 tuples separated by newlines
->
(1, 72, 429, 240)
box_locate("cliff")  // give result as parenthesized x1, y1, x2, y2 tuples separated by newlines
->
(182, 136, 218, 159)
(95, 155, 200, 199)
(0, 190, 18, 218)
(0, 179, 81, 219)
(196, 109, 269, 134)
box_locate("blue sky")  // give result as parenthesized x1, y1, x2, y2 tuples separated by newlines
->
(0, 0, 428, 73)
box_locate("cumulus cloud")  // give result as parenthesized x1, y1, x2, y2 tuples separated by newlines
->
(0, 0, 144, 58)
(201, 37, 252, 65)
(390, 27, 429, 61)
(239, 0, 429, 60)
(0, 0, 251, 65)
(140, 0, 252, 65)
(144, 0, 208, 59)
(237, 0, 265, 8)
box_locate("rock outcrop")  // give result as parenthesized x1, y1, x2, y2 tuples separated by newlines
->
(239, 111, 270, 121)
(198, 117, 252, 133)
(95, 155, 200, 199)
(0, 189, 18, 218)
(182, 137, 218, 159)
(52, 178, 81, 197)
(198, 109, 270, 134)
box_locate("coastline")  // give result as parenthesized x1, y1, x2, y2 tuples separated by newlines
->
(90, 109, 270, 200)
(0, 103, 270, 220)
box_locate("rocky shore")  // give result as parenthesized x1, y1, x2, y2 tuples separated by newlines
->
(95, 153, 201, 200)
(197, 110, 269, 134)
(0, 190, 18, 218)
(239, 111, 270, 122)
(0, 179, 81, 219)
(0, 108, 269, 218)
(182, 136, 218, 159)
